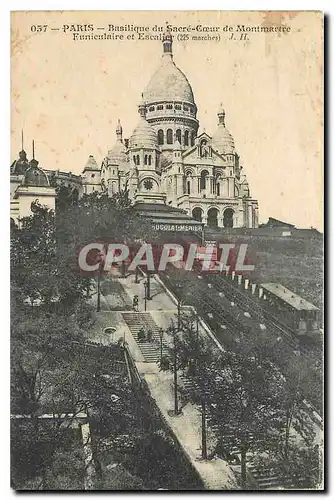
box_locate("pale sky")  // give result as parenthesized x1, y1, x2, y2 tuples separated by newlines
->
(11, 11, 323, 229)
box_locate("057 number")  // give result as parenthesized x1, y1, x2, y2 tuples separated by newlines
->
(30, 25, 48, 33)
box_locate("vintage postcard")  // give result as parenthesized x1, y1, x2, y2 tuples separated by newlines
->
(10, 10, 323, 491)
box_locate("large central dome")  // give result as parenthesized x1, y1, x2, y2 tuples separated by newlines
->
(143, 57, 195, 104)
(141, 31, 199, 153)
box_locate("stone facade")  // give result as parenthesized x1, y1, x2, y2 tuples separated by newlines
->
(98, 31, 259, 228)
(10, 31, 258, 228)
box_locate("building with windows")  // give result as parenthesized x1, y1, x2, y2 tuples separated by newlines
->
(10, 149, 56, 222)
(10, 31, 258, 228)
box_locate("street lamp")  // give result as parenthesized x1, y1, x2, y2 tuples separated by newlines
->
(96, 251, 105, 312)
(146, 271, 152, 300)
(158, 328, 164, 362)
(195, 314, 200, 374)
(173, 328, 179, 415)
(143, 281, 147, 311)
(175, 283, 183, 329)
(96, 274, 101, 312)
(96, 251, 104, 312)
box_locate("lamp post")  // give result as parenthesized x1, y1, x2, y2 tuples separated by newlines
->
(173, 328, 179, 415)
(201, 398, 207, 460)
(96, 251, 104, 313)
(143, 281, 147, 311)
(195, 314, 200, 374)
(175, 283, 183, 329)
(97, 274, 101, 312)
(121, 260, 126, 278)
(146, 271, 151, 300)
(158, 328, 164, 362)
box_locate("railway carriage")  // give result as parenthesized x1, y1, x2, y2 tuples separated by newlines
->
(260, 283, 320, 339)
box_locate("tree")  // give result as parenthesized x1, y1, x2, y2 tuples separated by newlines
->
(252, 442, 322, 489)
(11, 202, 88, 313)
(208, 352, 284, 489)
(55, 189, 156, 253)
(158, 311, 216, 457)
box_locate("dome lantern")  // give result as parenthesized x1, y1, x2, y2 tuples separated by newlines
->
(138, 95, 147, 119)
(162, 25, 173, 58)
(116, 119, 123, 142)
(217, 104, 226, 126)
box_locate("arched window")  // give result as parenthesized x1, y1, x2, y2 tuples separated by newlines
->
(184, 130, 189, 146)
(200, 139, 208, 158)
(158, 129, 164, 145)
(223, 208, 234, 228)
(187, 180, 191, 194)
(175, 104, 181, 110)
(217, 182, 220, 196)
(136, 154, 140, 165)
(166, 104, 173, 110)
(176, 129, 182, 144)
(167, 129, 173, 144)
(149, 106, 155, 112)
(133, 155, 136, 165)
(148, 155, 152, 166)
(200, 170, 209, 190)
(157, 105, 164, 110)
(144, 155, 148, 165)
(191, 131, 196, 146)
(207, 207, 219, 228)
(192, 207, 203, 222)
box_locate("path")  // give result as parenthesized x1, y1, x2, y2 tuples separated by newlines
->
(87, 272, 238, 490)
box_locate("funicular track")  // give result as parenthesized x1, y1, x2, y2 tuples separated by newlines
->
(205, 274, 322, 364)
(157, 267, 322, 489)
(159, 267, 322, 414)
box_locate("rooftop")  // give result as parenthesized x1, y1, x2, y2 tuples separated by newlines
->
(260, 282, 319, 311)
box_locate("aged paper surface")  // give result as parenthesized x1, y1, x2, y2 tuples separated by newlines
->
(10, 11, 323, 491)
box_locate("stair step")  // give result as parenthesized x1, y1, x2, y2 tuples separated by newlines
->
(122, 312, 167, 362)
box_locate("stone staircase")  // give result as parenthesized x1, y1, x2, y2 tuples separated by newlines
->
(179, 375, 288, 490)
(122, 312, 169, 363)
(246, 463, 281, 490)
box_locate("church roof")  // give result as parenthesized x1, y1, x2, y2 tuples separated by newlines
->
(261, 217, 296, 228)
(106, 120, 127, 164)
(84, 155, 100, 171)
(143, 56, 195, 104)
(107, 142, 127, 163)
(11, 150, 30, 175)
(212, 123, 235, 155)
(129, 117, 158, 149)
(23, 159, 50, 187)
(212, 107, 235, 155)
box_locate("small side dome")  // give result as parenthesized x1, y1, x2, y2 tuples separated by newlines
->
(11, 150, 30, 175)
(23, 159, 50, 187)
(107, 142, 127, 164)
(107, 120, 127, 164)
(84, 155, 100, 171)
(212, 106, 235, 155)
(129, 101, 158, 149)
(129, 120, 158, 149)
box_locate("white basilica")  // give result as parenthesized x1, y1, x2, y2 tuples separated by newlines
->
(11, 31, 259, 228)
